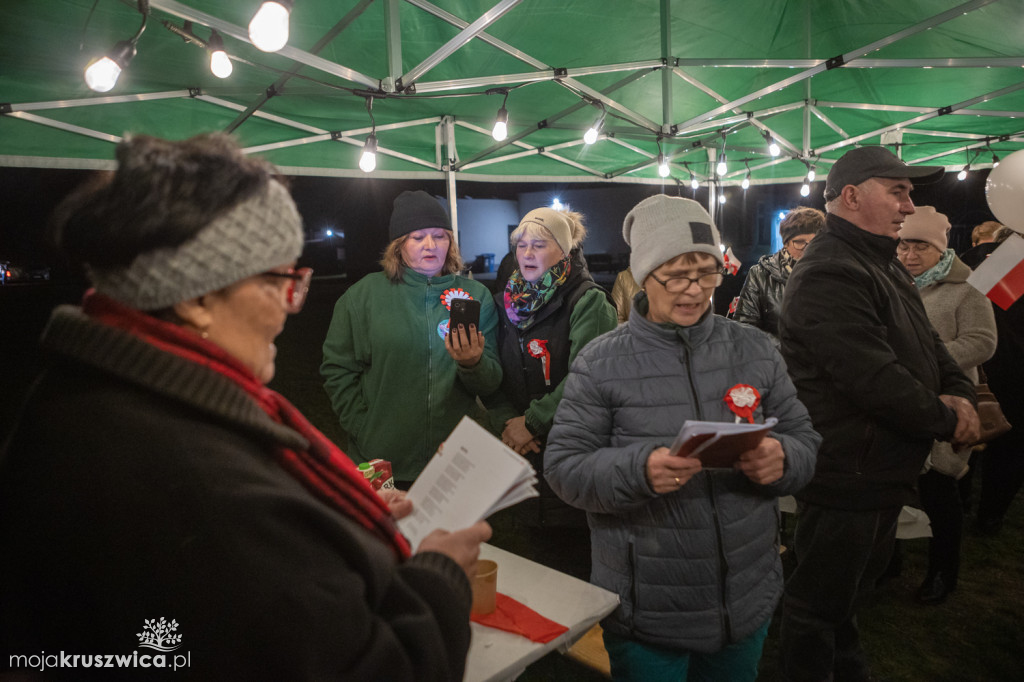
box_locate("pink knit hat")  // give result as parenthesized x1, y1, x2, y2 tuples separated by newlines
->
(898, 206, 950, 252)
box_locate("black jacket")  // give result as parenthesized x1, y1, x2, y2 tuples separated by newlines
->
(0, 307, 472, 681)
(734, 250, 788, 340)
(779, 214, 974, 510)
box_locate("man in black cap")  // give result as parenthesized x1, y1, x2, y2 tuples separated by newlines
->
(778, 146, 979, 682)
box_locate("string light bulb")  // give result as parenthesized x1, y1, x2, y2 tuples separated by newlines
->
(741, 162, 750, 190)
(807, 166, 816, 182)
(208, 30, 232, 79)
(957, 165, 969, 181)
(491, 106, 509, 142)
(249, 1, 292, 52)
(657, 153, 670, 178)
(718, 193, 726, 205)
(583, 103, 606, 145)
(691, 174, 700, 190)
(358, 133, 378, 173)
(800, 178, 811, 197)
(764, 131, 780, 157)
(716, 153, 728, 178)
(84, 1, 147, 93)
(992, 153, 1000, 168)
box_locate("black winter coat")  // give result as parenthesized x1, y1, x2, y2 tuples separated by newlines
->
(779, 214, 974, 510)
(734, 250, 788, 340)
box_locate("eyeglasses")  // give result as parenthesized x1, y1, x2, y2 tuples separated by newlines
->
(648, 269, 725, 293)
(789, 238, 813, 250)
(896, 241, 934, 254)
(263, 267, 313, 313)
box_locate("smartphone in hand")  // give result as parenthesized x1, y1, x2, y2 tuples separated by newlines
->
(449, 298, 481, 332)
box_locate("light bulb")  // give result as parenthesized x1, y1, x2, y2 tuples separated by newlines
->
(325, 229, 333, 237)
(84, 57, 122, 92)
(769, 140, 780, 157)
(957, 168, 967, 181)
(807, 168, 816, 182)
(583, 126, 599, 145)
(717, 158, 727, 177)
(359, 134, 378, 173)
(741, 176, 750, 190)
(800, 182, 810, 197)
(492, 106, 508, 141)
(249, 1, 290, 52)
(691, 176, 700, 190)
(657, 154, 670, 178)
(210, 49, 233, 78)
(718, 193, 726, 204)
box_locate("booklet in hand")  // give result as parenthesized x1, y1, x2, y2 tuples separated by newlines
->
(667, 417, 778, 469)
(396, 416, 539, 550)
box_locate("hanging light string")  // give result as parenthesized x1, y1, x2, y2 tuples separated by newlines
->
(358, 96, 379, 173)
(83, 0, 149, 92)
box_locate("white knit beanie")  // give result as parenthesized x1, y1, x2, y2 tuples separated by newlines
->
(623, 195, 723, 286)
(515, 207, 573, 256)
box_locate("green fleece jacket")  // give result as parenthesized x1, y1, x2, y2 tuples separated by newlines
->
(321, 270, 502, 481)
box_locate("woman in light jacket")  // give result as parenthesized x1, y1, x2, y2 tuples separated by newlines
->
(545, 195, 819, 682)
(897, 207, 996, 604)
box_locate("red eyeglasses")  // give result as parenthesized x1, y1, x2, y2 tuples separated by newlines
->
(262, 267, 313, 313)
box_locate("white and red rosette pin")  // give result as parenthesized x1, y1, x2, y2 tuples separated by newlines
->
(724, 383, 760, 423)
(527, 339, 552, 386)
(440, 288, 471, 310)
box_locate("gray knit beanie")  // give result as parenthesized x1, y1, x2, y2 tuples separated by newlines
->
(623, 195, 724, 287)
(89, 179, 304, 310)
(389, 190, 451, 240)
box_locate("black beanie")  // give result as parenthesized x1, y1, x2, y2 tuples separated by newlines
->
(389, 190, 450, 240)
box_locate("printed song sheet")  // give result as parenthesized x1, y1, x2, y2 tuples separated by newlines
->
(397, 417, 538, 549)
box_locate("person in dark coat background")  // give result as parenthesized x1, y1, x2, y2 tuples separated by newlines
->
(778, 146, 979, 682)
(733, 206, 824, 343)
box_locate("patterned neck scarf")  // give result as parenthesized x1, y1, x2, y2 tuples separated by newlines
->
(503, 257, 571, 330)
(779, 247, 797, 275)
(83, 292, 411, 560)
(914, 248, 955, 289)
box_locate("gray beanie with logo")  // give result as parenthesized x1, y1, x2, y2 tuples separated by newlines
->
(623, 195, 724, 287)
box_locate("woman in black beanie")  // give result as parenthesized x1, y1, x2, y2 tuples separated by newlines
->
(321, 190, 503, 486)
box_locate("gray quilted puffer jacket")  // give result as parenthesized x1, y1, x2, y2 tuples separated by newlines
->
(545, 296, 819, 653)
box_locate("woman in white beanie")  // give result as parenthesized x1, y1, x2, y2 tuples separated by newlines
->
(487, 207, 616, 533)
(897, 206, 997, 604)
(545, 194, 819, 681)
(0, 134, 489, 680)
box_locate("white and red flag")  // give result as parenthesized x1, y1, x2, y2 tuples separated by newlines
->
(967, 233, 1024, 310)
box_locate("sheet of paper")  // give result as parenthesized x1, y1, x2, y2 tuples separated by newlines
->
(397, 417, 538, 549)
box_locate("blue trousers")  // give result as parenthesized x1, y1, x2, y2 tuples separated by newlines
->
(779, 503, 900, 682)
(603, 620, 769, 682)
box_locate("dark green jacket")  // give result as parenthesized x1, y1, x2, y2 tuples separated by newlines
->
(321, 270, 502, 481)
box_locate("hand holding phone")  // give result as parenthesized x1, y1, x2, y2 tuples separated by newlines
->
(449, 298, 481, 331)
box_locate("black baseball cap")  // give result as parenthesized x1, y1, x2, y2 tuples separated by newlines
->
(823, 146, 944, 201)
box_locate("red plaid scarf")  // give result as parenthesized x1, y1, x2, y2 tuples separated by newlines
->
(84, 292, 411, 560)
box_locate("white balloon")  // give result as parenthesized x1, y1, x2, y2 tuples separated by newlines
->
(985, 149, 1024, 231)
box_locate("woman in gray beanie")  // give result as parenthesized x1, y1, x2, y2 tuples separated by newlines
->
(0, 135, 489, 681)
(733, 206, 824, 342)
(545, 194, 819, 681)
(321, 189, 502, 485)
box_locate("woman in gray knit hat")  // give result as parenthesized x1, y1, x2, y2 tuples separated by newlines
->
(0, 134, 489, 681)
(545, 194, 819, 681)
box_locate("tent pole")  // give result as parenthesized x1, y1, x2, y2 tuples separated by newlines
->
(443, 116, 459, 242)
(384, 0, 402, 93)
(660, 0, 672, 135)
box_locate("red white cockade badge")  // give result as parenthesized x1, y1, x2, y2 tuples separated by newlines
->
(527, 339, 552, 386)
(724, 384, 760, 424)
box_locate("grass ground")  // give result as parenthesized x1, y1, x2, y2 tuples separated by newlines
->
(5, 278, 1022, 681)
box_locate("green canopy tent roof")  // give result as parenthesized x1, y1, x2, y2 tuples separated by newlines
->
(3, 0, 1023, 200)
